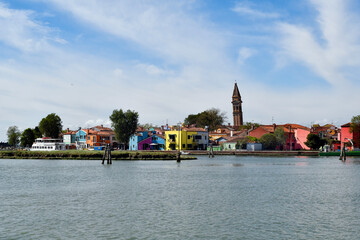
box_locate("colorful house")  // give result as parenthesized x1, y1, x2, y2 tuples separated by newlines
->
(84, 125, 118, 149)
(129, 131, 149, 150)
(249, 124, 310, 150)
(165, 127, 208, 151)
(138, 135, 165, 150)
(75, 129, 87, 149)
(340, 123, 360, 151)
(63, 129, 77, 149)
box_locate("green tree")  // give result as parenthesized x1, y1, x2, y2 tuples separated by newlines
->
(238, 122, 260, 131)
(274, 127, 286, 149)
(184, 114, 200, 125)
(39, 113, 63, 138)
(139, 123, 157, 130)
(184, 108, 226, 131)
(20, 128, 36, 147)
(305, 133, 326, 150)
(350, 115, 360, 145)
(237, 137, 249, 149)
(260, 133, 277, 150)
(7, 126, 21, 147)
(247, 136, 259, 143)
(110, 109, 139, 147)
(33, 126, 42, 138)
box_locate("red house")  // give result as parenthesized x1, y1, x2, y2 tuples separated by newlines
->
(340, 123, 360, 150)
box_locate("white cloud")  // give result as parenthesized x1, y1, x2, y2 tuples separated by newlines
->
(277, 0, 360, 86)
(0, 2, 50, 52)
(135, 63, 169, 76)
(232, 2, 279, 19)
(237, 47, 257, 64)
(84, 119, 111, 128)
(43, 0, 228, 67)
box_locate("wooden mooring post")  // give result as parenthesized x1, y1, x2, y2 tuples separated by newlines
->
(339, 142, 346, 161)
(102, 144, 112, 164)
(208, 145, 214, 158)
(176, 151, 181, 163)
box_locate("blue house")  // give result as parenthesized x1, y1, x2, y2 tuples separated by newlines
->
(129, 131, 149, 151)
(129, 132, 165, 150)
(149, 135, 165, 150)
(75, 129, 87, 149)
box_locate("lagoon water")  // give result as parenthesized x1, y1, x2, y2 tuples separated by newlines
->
(1, 156, 360, 239)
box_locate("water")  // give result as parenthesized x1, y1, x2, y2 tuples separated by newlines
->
(1, 156, 360, 240)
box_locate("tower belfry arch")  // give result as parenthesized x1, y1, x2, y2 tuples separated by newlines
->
(232, 82, 243, 127)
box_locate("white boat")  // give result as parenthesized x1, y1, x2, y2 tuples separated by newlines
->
(30, 138, 66, 151)
(180, 151, 190, 155)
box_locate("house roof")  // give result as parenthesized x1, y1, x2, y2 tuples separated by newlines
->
(63, 131, 77, 135)
(225, 135, 247, 143)
(341, 123, 351, 127)
(182, 127, 207, 132)
(251, 124, 310, 134)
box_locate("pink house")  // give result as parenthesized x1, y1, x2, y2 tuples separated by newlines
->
(249, 124, 310, 150)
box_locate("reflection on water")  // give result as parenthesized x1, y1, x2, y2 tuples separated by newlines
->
(1, 156, 360, 239)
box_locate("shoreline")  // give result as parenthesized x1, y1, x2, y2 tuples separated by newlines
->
(0, 150, 196, 160)
(0, 149, 322, 160)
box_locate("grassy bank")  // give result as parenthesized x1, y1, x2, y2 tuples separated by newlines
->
(319, 151, 360, 157)
(0, 150, 196, 160)
(185, 150, 320, 156)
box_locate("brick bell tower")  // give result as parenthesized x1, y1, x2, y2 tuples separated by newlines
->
(232, 82, 243, 128)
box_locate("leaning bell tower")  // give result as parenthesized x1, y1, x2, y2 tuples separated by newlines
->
(232, 82, 243, 128)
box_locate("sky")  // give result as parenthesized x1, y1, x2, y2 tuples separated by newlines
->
(1, 0, 360, 141)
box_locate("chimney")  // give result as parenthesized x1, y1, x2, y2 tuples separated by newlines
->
(230, 131, 233, 137)
(273, 123, 276, 131)
(101, 124, 103, 127)
(67, 128, 69, 133)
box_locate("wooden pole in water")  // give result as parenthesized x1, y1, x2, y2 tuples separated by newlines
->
(108, 144, 112, 164)
(177, 151, 181, 162)
(102, 146, 106, 164)
(339, 142, 346, 161)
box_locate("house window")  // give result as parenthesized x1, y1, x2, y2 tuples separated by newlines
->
(182, 144, 185, 148)
(88, 136, 90, 140)
(188, 135, 191, 140)
(187, 144, 192, 148)
(152, 136, 157, 141)
(93, 136, 96, 142)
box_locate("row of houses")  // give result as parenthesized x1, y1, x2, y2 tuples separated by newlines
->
(60, 122, 358, 151)
(209, 122, 359, 151)
(63, 125, 118, 149)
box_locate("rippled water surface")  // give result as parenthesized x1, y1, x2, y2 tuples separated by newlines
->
(1, 156, 360, 239)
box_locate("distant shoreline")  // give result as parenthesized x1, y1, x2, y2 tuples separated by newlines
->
(0, 149, 322, 160)
(0, 150, 195, 160)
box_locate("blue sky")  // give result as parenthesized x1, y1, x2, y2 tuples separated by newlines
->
(1, 0, 360, 141)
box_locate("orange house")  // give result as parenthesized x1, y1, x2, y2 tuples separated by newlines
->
(84, 125, 118, 148)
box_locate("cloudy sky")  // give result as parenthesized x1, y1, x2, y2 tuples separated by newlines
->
(1, 0, 360, 141)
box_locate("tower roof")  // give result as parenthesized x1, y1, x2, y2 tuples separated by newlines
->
(232, 82, 241, 100)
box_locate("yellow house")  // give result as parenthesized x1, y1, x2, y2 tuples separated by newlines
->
(165, 127, 208, 150)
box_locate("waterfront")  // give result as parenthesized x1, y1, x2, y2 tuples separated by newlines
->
(1, 156, 360, 239)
